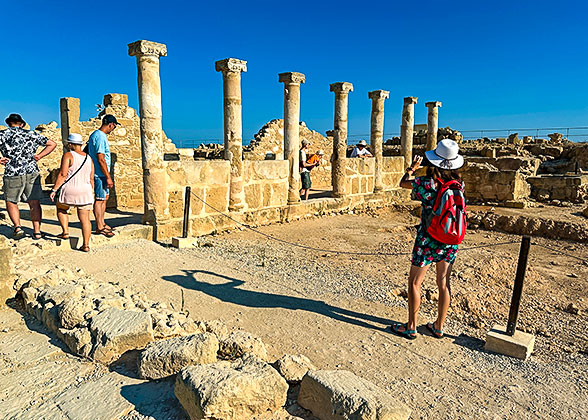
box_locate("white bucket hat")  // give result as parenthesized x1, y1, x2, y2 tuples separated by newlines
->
(358, 140, 367, 146)
(316, 149, 324, 155)
(67, 133, 83, 145)
(425, 138, 464, 170)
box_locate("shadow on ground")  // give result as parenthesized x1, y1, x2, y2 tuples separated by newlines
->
(162, 269, 391, 331)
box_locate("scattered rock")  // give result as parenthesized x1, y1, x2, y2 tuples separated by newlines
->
(298, 369, 411, 420)
(59, 327, 92, 357)
(564, 303, 579, 315)
(204, 319, 229, 341)
(275, 354, 316, 383)
(175, 354, 288, 420)
(58, 298, 94, 329)
(219, 331, 267, 361)
(89, 307, 154, 363)
(138, 333, 219, 380)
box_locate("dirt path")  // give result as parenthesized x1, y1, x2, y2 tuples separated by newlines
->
(49, 207, 588, 419)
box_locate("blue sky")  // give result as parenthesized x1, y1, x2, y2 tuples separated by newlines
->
(2, 0, 587, 143)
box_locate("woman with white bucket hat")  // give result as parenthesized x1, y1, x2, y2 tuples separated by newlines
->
(50, 133, 95, 252)
(392, 138, 466, 340)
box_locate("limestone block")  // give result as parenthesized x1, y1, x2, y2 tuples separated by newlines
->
(219, 330, 268, 361)
(245, 160, 289, 181)
(271, 182, 288, 207)
(298, 370, 411, 420)
(138, 332, 219, 380)
(275, 354, 316, 383)
(244, 183, 262, 209)
(204, 320, 229, 341)
(89, 307, 154, 364)
(174, 354, 288, 420)
(58, 297, 94, 329)
(199, 161, 231, 185)
(171, 237, 198, 249)
(38, 284, 83, 306)
(168, 190, 185, 219)
(351, 177, 360, 195)
(103, 93, 129, 106)
(204, 186, 229, 213)
(59, 327, 92, 357)
(0, 239, 12, 308)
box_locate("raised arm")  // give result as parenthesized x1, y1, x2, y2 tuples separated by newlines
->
(399, 155, 423, 189)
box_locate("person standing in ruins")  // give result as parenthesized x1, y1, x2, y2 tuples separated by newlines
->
(392, 139, 465, 340)
(50, 133, 94, 252)
(299, 139, 318, 200)
(0, 113, 57, 239)
(88, 114, 117, 238)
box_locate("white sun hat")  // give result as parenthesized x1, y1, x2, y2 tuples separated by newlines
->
(358, 140, 367, 146)
(67, 133, 83, 145)
(425, 138, 464, 170)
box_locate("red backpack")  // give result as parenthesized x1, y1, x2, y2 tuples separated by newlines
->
(427, 178, 467, 245)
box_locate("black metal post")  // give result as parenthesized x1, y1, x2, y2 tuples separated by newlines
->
(575, 162, 579, 175)
(182, 186, 191, 238)
(506, 236, 531, 336)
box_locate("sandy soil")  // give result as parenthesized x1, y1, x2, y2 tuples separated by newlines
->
(50, 207, 588, 420)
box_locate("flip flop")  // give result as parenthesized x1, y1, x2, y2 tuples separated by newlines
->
(391, 323, 417, 340)
(56, 233, 70, 239)
(13, 226, 24, 240)
(95, 228, 115, 238)
(32, 232, 44, 240)
(79, 245, 90, 252)
(426, 321, 444, 338)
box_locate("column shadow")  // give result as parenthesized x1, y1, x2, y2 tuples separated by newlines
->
(161, 269, 392, 331)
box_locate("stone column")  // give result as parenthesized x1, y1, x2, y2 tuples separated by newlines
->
(368, 90, 389, 193)
(128, 40, 169, 225)
(279, 72, 305, 204)
(425, 101, 442, 151)
(330, 82, 353, 198)
(215, 58, 247, 211)
(59, 97, 81, 148)
(400, 96, 418, 168)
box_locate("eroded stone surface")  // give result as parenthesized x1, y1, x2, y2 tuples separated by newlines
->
(298, 369, 411, 420)
(175, 354, 288, 420)
(219, 330, 267, 361)
(90, 307, 153, 363)
(275, 354, 316, 383)
(138, 332, 219, 380)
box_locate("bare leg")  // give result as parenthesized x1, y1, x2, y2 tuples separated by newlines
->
(6, 201, 20, 227)
(407, 264, 430, 330)
(304, 188, 309, 200)
(93, 196, 108, 231)
(434, 260, 453, 331)
(28, 199, 42, 234)
(56, 204, 69, 236)
(77, 208, 91, 248)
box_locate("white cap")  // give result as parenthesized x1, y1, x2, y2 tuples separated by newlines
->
(425, 138, 464, 170)
(67, 133, 83, 145)
(316, 149, 324, 155)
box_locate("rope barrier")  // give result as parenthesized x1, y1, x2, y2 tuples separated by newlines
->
(531, 242, 587, 263)
(189, 190, 519, 256)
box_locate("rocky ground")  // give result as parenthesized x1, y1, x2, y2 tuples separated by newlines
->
(39, 204, 588, 419)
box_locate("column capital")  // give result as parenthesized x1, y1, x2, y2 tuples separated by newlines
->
(404, 96, 418, 105)
(279, 72, 306, 84)
(368, 90, 390, 100)
(330, 82, 353, 94)
(426, 101, 442, 108)
(128, 40, 167, 57)
(215, 58, 247, 73)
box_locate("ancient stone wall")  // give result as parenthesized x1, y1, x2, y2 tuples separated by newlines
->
(342, 158, 375, 196)
(380, 156, 405, 190)
(461, 163, 530, 203)
(243, 160, 289, 210)
(244, 119, 333, 188)
(527, 175, 588, 203)
(166, 159, 231, 222)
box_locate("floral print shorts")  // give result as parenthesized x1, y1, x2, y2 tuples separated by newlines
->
(411, 226, 459, 267)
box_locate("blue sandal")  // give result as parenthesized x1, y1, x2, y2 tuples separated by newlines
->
(426, 321, 444, 338)
(391, 323, 417, 340)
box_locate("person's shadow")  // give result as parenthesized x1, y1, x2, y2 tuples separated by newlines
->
(162, 269, 392, 331)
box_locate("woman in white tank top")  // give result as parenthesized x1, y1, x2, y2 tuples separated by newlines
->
(50, 133, 95, 252)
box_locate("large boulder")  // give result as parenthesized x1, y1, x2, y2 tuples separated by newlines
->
(58, 297, 94, 329)
(175, 354, 288, 420)
(275, 354, 316, 383)
(298, 370, 411, 420)
(138, 333, 219, 380)
(89, 307, 153, 363)
(219, 331, 267, 361)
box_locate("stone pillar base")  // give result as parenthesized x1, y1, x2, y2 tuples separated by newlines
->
(485, 324, 535, 360)
(171, 237, 198, 249)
